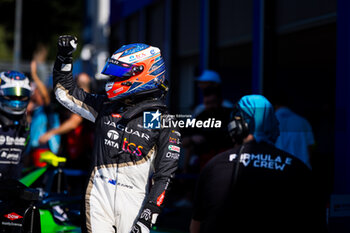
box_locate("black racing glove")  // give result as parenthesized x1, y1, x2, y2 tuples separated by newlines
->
(56, 35, 77, 71)
(57, 35, 77, 57)
(131, 203, 160, 233)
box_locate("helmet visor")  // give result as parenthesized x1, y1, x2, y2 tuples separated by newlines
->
(3, 87, 31, 98)
(101, 58, 134, 79)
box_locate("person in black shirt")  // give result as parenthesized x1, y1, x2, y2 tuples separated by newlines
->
(0, 71, 31, 180)
(190, 95, 325, 233)
(182, 86, 233, 171)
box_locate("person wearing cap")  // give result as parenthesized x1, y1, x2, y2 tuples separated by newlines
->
(182, 71, 233, 173)
(193, 70, 233, 117)
(182, 86, 233, 171)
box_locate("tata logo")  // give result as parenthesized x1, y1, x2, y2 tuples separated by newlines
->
(4, 212, 23, 221)
(105, 130, 120, 148)
(107, 130, 119, 140)
(143, 110, 161, 129)
(104, 139, 119, 148)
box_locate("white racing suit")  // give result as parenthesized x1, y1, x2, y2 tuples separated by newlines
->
(53, 58, 180, 233)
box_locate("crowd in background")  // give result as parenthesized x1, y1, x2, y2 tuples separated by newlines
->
(20, 44, 95, 195)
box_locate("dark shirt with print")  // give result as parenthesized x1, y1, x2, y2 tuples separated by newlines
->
(192, 140, 325, 233)
(0, 114, 29, 180)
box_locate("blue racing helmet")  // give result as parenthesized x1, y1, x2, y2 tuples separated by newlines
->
(0, 71, 32, 115)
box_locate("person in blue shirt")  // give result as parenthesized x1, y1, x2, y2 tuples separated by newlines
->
(273, 94, 315, 169)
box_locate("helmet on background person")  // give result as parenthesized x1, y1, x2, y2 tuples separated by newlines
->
(0, 71, 32, 115)
(101, 43, 168, 102)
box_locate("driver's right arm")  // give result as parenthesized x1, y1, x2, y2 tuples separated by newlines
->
(53, 35, 105, 123)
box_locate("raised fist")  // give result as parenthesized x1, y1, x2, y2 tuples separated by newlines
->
(57, 35, 77, 56)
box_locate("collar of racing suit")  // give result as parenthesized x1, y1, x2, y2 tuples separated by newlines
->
(122, 99, 167, 120)
(113, 99, 167, 159)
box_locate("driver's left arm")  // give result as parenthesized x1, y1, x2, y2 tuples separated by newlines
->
(132, 116, 181, 232)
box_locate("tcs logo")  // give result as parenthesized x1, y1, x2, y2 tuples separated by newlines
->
(129, 52, 146, 62)
(122, 138, 143, 156)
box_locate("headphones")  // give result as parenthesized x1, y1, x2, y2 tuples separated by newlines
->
(227, 104, 249, 144)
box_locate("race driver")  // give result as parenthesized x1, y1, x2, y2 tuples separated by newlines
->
(53, 35, 181, 233)
(0, 71, 31, 180)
